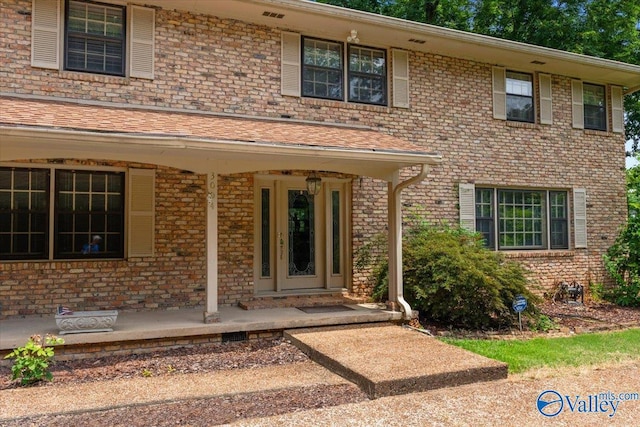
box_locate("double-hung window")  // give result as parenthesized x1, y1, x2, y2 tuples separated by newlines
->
(301, 37, 387, 105)
(31, 0, 155, 79)
(0, 166, 125, 260)
(348, 46, 387, 105)
(583, 83, 606, 131)
(506, 71, 534, 123)
(65, 0, 126, 76)
(473, 188, 568, 250)
(302, 38, 343, 101)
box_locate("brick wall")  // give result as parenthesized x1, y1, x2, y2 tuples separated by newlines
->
(0, 160, 208, 317)
(0, 0, 628, 316)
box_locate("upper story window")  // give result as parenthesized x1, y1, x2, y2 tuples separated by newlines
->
(492, 67, 550, 124)
(506, 71, 534, 123)
(65, 0, 126, 76)
(31, 0, 155, 79)
(583, 83, 606, 131)
(301, 37, 387, 106)
(348, 46, 387, 105)
(302, 38, 343, 101)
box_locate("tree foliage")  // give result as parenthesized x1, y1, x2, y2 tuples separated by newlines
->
(314, 0, 640, 153)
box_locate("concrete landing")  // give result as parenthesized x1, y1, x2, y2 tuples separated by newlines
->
(284, 323, 508, 399)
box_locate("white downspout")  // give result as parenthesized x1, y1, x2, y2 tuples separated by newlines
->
(388, 164, 430, 320)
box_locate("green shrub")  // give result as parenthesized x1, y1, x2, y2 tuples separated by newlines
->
(603, 214, 640, 307)
(4, 334, 64, 386)
(365, 219, 539, 329)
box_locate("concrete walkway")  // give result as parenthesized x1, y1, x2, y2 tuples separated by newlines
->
(285, 324, 507, 398)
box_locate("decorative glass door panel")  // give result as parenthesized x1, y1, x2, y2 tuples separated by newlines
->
(288, 190, 315, 276)
(280, 184, 323, 290)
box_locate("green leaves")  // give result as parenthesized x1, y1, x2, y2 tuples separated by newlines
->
(4, 334, 64, 386)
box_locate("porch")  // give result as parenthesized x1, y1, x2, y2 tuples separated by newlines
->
(0, 304, 400, 361)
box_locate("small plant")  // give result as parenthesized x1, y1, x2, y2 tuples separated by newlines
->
(141, 368, 153, 377)
(531, 314, 556, 332)
(166, 365, 176, 374)
(4, 334, 64, 386)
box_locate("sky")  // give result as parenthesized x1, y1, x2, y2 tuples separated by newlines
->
(627, 140, 639, 169)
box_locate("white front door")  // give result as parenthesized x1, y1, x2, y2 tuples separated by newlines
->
(254, 175, 349, 293)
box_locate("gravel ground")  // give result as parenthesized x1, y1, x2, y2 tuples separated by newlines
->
(1, 303, 639, 426)
(238, 360, 640, 427)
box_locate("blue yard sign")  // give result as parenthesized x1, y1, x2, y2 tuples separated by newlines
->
(513, 295, 527, 331)
(512, 295, 527, 313)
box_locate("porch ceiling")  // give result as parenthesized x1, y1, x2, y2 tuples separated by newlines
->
(0, 96, 441, 181)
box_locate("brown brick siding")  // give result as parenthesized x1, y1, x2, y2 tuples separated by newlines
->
(0, 0, 628, 317)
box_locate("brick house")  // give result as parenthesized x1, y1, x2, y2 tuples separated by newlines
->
(1, 0, 639, 322)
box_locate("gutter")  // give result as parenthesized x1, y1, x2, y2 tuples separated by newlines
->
(390, 164, 430, 320)
(626, 86, 640, 95)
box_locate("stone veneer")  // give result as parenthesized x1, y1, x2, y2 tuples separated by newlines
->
(0, 0, 628, 317)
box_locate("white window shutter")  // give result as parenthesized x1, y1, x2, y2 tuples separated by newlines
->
(571, 80, 584, 129)
(573, 188, 587, 249)
(129, 6, 155, 79)
(611, 86, 624, 133)
(31, 0, 60, 69)
(392, 49, 410, 108)
(492, 67, 507, 120)
(539, 74, 553, 125)
(128, 169, 155, 257)
(459, 183, 476, 232)
(281, 32, 300, 96)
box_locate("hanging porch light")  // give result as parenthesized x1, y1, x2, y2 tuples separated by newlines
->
(305, 171, 322, 196)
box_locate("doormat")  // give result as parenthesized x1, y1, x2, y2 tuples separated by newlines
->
(296, 305, 355, 314)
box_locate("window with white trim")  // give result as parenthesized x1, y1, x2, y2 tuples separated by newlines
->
(65, 0, 126, 76)
(300, 36, 387, 105)
(0, 166, 125, 260)
(506, 71, 534, 123)
(464, 186, 569, 250)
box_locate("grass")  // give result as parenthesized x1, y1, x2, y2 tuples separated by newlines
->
(442, 328, 640, 374)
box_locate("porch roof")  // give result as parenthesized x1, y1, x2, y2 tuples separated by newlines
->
(0, 95, 441, 180)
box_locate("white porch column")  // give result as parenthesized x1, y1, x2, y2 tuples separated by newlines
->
(204, 172, 220, 323)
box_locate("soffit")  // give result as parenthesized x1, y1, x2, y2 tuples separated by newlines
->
(0, 96, 441, 180)
(151, 0, 640, 89)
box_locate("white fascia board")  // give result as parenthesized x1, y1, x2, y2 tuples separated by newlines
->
(0, 126, 442, 179)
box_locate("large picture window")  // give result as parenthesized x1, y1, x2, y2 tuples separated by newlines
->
(0, 167, 125, 260)
(302, 37, 387, 105)
(65, 0, 126, 76)
(475, 188, 569, 250)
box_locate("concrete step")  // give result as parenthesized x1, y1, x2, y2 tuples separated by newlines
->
(238, 294, 366, 310)
(285, 323, 508, 399)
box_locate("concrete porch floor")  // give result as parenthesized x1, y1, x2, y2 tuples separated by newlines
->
(0, 304, 401, 352)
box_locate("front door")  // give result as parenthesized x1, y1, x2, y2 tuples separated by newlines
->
(254, 175, 349, 293)
(280, 183, 323, 290)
